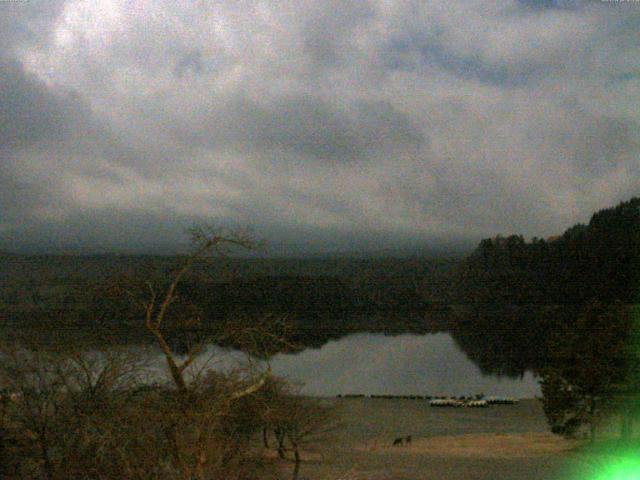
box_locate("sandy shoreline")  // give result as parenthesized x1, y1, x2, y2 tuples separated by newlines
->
(287, 398, 584, 480)
(357, 432, 578, 458)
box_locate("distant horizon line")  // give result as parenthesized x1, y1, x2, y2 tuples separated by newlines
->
(0, 245, 472, 259)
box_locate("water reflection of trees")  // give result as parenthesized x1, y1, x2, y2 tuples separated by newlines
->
(450, 197, 640, 379)
(3, 197, 637, 379)
(448, 305, 577, 378)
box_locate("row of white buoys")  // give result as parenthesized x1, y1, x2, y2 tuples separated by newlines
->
(465, 399, 488, 408)
(429, 398, 489, 407)
(485, 396, 519, 405)
(429, 397, 518, 407)
(336, 394, 519, 407)
(429, 398, 463, 407)
(338, 394, 486, 400)
(370, 394, 430, 400)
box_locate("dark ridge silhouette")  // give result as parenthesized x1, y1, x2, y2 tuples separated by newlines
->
(0, 197, 637, 379)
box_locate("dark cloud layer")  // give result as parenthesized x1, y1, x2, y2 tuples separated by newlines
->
(173, 94, 425, 163)
(0, 0, 638, 254)
(0, 58, 90, 148)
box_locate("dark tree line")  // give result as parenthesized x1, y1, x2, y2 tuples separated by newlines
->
(1, 253, 456, 354)
(450, 197, 640, 374)
(452, 197, 640, 439)
(454, 197, 640, 307)
(539, 301, 637, 440)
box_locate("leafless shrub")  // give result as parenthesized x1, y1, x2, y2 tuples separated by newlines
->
(0, 227, 338, 480)
(112, 226, 284, 480)
(0, 344, 156, 479)
(251, 378, 337, 480)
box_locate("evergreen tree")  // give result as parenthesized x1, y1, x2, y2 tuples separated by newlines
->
(540, 301, 633, 441)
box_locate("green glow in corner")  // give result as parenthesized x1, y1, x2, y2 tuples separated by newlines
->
(587, 457, 640, 480)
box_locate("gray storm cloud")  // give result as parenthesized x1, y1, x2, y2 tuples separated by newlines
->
(0, 0, 638, 254)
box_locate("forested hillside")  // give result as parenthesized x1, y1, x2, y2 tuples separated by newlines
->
(454, 197, 640, 306)
(450, 197, 640, 376)
(1, 197, 638, 365)
(0, 254, 457, 349)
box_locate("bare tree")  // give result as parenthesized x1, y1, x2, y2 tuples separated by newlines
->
(117, 226, 278, 480)
(0, 343, 154, 480)
(56, 347, 152, 479)
(0, 226, 329, 480)
(61, 346, 149, 413)
(0, 346, 71, 479)
(286, 398, 335, 480)
(263, 383, 336, 480)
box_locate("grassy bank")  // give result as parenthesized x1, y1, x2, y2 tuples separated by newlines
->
(285, 398, 585, 480)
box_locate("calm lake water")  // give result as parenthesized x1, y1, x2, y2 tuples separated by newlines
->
(173, 332, 540, 398)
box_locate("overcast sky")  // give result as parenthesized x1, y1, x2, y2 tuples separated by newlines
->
(0, 0, 638, 255)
